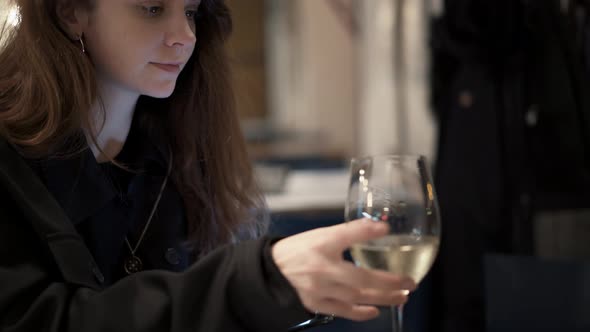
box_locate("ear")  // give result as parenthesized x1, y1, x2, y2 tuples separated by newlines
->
(55, 0, 89, 39)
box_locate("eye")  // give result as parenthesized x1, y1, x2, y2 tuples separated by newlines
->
(185, 8, 200, 20)
(142, 6, 164, 17)
(185, 10, 196, 19)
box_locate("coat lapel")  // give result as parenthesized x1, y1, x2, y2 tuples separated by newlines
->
(0, 138, 104, 290)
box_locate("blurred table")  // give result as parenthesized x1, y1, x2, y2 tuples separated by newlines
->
(265, 169, 348, 213)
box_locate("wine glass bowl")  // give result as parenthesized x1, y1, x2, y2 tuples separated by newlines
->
(345, 155, 441, 332)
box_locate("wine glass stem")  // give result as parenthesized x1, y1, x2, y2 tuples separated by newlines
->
(391, 304, 403, 332)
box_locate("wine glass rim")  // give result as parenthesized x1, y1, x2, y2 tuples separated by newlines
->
(350, 154, 427, 163)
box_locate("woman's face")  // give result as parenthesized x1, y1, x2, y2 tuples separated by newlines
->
(83, 0, 200, 98)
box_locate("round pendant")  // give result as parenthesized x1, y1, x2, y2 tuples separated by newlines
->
(124, 255, 143, 274)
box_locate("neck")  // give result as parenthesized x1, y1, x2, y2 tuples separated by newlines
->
(86, 82, 140, 163)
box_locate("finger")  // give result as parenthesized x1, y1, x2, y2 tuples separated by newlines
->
(324, 218, 389, 252)
(354, 287, 410, 306)
(313, 299, 380, 322)
(327, 261, 417, 291)
(320, 282, 410, 306)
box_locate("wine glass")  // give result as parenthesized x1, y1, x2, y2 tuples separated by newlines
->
(345, 155, 440, 332)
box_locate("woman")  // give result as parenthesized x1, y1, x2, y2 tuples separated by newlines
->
(0, 0, 415, 331)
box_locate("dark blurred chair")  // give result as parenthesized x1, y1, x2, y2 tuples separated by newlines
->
(484, 254, 590, 332)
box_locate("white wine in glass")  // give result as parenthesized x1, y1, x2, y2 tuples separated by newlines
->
(345, 155, 441, 332)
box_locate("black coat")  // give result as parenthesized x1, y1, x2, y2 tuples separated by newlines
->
(430, 1, 590, 331)
(0, 137, 309, 332)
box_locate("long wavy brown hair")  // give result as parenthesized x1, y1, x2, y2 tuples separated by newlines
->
(0, 0, 267, 254)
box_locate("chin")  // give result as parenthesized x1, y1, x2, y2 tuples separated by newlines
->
(143, 88, 176, 99)
(141, 81, 178, 99)
(147, 91, 175, 99)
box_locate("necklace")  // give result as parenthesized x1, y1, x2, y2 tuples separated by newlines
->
(123, 150, 173, 275)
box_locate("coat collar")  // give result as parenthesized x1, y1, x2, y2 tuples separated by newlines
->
(29, 115, 170, 225)
(0, 138, 78, 237)
(0, 137, 107, 289)
(0, 116, 170, 290)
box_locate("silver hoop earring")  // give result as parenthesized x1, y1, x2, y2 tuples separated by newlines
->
(78, 34, 86, 53)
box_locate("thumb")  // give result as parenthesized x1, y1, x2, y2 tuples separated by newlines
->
(325, 218, 389, 252)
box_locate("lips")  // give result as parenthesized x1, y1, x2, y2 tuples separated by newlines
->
(150, 62, 182, 73)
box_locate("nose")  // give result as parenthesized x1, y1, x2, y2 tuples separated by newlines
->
(164, 15, 197, 49)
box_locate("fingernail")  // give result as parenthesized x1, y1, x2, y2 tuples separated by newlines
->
(370, 307, 380, 318)
(401, 279, 416, 290)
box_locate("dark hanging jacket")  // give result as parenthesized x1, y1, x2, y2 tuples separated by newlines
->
(430, 0, 590, 331)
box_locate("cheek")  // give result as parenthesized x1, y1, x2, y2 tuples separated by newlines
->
(87, 31, 155, 84)
(85, 15, 155, 74)
(83, 17, 179, 97)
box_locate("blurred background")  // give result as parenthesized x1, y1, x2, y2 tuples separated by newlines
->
(223, 1, 590, 332)
(228, 0, 436, 160)
(226, 0, 438, 235)
(2, 0, 589, 331)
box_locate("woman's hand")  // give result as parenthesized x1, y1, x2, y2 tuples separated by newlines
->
(272, 218, 416, 321)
